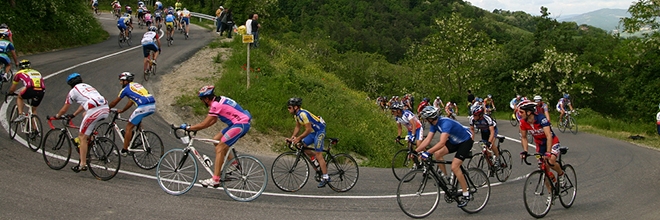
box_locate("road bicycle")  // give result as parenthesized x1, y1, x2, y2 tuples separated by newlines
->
(391, 137, 422, 181)
(166, 25, 173, 47)
(466, 137, 512, 182)
(42, 115, 121, 181)
(558, 110, 578, 134)
(180, 20, 188, 40)
(0, 63, 14, 93)
(271, 139, 359, 192)
(156, 126, 268, 202)
(6, 93, 43, 151)
(93, 6, 101, 16)
(510, 112, 519, 126)
(113, 8, 121, 20)
(118, 29, 132, 48)
(396, 154, 490, 218)
(143, 51, 157, 81)
(94, 109, 163, 170)
(521, 147, 577, 218)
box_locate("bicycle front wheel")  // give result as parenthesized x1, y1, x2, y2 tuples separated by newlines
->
(222, 155, 268, 202)
(568, 117, 578, 134)
(131, 130, 164, 170)
(327, 153, 359, 192)
(42, 129, 72, 170)
(25, 115, 43, 151)
(466, 152, 486, 171)
(396, 169, 440, 218)
(392, 149, 417, 181)
(460, 168, 490, 213)
(559, 164, 577, 208)
(94, 122, 116, 144)
(118, 33, 124, 48)
(157, 148, 198, 195)
(558, 119, 567, 133)
(88, 137, 121, 181)
(510, 114, 518, 126)
(495, 150, 512, 182)
(523, 170, 552, 218)
(8, 104, 18, 140)
(271, 151, 309, 192)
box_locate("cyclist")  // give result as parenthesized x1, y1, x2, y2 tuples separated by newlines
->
(55, 73, 109, 173)
(179, 86, 251, 187)
(108, 72, 156, 156)
(432, 96, 444, 110)
(175, 0, 183, 12)
(0, 31, 18, 81)
(154, 9, 163, 28)
(164, 10, 176, 42)
(136, 4, 144, 24)
(416, 97, 430, 117)
(468, 105, 500, 166)
(125, 5, 133, 19)
(117, 13, 132, 40)
(143, 11, 153, 27)
(556, 94, 574, 125)
(657, 103, 660, 135)
(168, 6, 178, 29)
(534, 95, 551, 122)
(111, 0, 122, 17)
(90, 0, 99, 12)
(286, 97, 330, 187)
(140, 26, 161, 74)
(417, 106, 474, 208)
(518, 101, 566, 187)
(180, 8, 191, 37)
(390, 102, 424, 147)
(154, 1, 163, 11)
(509, 95, 522, 121)
(8, 60, 45, 122)
(444, 101, 458, 119)
(0, 23, 14, 44)
(484, 94, 496, 115)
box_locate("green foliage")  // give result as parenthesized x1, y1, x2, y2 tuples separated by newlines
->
(0, 0, 108, 54)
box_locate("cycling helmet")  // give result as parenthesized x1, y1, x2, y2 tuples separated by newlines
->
(563, 93, 570, 99)
(148, 26, 157, 31)
(516, 94, 521, 99)
(436, 96, 440, 100)
(287, 97, 302, 107)
(138, 1, 144, 6)
(390, 102, 403, 110)
(423, 97, 429, 102)
(518, 101, 537, 112)
(66, 73, 82, 87)
(471, 105, 484, 116)
(18, 59, 30, 69)
(476, 97, 483, 102)
(118, 72, 134, 81)
(0, 31, 8, 39)
(420, 106, 439, 119)
(487, 94, 492, 98)
(533, 95, 542, 102)
(198, 85, 215, 98)
(167, 10, 173, 15)
(125, 6, 131, 10)
(0, 23, 7, 29)
(168, 6, 174, 11)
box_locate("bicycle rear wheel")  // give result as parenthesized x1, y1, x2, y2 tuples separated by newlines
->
(392, 149, 417, 181)
(327, 153, 359, 192)
(559, 164, 577, 208)
(25, 115, 43, 151)
(222, 155, 268, 202)
(495, 150, 512, 182)
(271, 151, 309, 192)
(510, 114, 518, 126)
(568, 117, 578, 134)
(558, 119, 567, 133)
(460, 168, 490, 213)
(126, 31, 133, 46)
(523, 170, 552, 218)
(8, 104, 18, 140)
(42, 129, 72, 170)
(87, 137, 121, 181)
(396, 169, 440, 218)
(118, 33, 124, 48)
(157, 148, 198, 195)
(131, 130, 164, 170)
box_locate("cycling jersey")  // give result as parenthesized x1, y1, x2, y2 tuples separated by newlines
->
(0, 29, 12, 39)
(428, 118, 472, 145)
(468, 114, 497, 132)
(510, 98, 521, 109)
(117, 82, 155, 106)
(445, 102, 456, 113)
(395, 109, 421, 132)
(208, 96, 251, 125)
(112, 2, 121, 9)
(536, 102, 548, 113)
(519, 114, 560, 155)
(294, 108, 325, 132)
(433, 99, 443, 109)
(13, 69, 45, 90)
(66, 83, 107, 110)
(165, 14, 175, 22)
(0, 39, 15, 64)
(416, 101, 429, 113)
(141, 31, 158, 44)
(556, 98, 571, 111)
(144, 13, 152, 22)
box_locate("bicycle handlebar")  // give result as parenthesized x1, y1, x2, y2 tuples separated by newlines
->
(521, 152, 556, 167)
(46, 115, 77, 130)
(4, 92, 16, 103)
(170, 124, 197, 139)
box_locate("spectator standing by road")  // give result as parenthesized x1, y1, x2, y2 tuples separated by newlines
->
(215, 6, 224, 34)
(222, 8, 234, 38)
(251, 13, 261, 48)
(245, 14, 253, 39)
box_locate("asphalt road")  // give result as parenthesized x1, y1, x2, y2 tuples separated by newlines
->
(1, 13, 660, 219)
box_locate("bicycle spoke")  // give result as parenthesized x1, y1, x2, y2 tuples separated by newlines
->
(157, 149, 198, 195)
(271, 152, 309, 192)
(524, 170, 552, 218)
(397, 169, 440, 218)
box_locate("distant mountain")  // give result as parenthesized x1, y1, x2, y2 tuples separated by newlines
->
(557, 8, 630, 32)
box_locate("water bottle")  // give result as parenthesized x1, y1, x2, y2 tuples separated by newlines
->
(202, 155, 213, 167)
(311, 156, 320, 171)
(73, 137, 81, 147)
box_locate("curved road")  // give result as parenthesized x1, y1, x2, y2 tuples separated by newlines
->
(1, 14, 660, 219)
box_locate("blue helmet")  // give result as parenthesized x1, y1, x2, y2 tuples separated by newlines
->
(66, 73, 82, 87)
(198, 85, 215, 97)
(563, 94, 570, 99)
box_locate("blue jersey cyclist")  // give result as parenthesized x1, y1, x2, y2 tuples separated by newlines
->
(117, 14, 132, 40)
(164, 11, 176, 41)
(518, 101, 566, 187)
(0, 31, 18, 81)
(468, 105, 501, 166)
(286, 97, 331, 188)
(417, 106, 474, 208)
(390, 102, 423, 146)
(108, 72, 156, 156)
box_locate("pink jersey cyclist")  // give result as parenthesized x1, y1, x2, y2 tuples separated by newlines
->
(208, 96, 251, 146)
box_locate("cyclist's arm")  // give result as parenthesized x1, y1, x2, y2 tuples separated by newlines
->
(72, 105, 84, 118)
(425, 132, 449, 155)
(108, 96, 122, 108)
(156, 37, 161, 49)
(519, 128, 529, 153)
(189, 115, 218, 131)
(293, 122, 313, 144)
(118, 101, 133, 113)
(488, 125, 495, 144)
(568, 103, 574, 111)
(544, 125, 553, 156)
(55, 103, 72, 118)
(290, 120, 301, 139)
(396, 122, 403, 138)
(416, 131, 434, 152)
(469, 126, 475, 140)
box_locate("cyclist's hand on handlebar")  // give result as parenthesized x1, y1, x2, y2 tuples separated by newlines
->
(520, 151, 528, 159)
(179, 123, 190, 130)
(420, 151, 431, 160)
(395, 136, 403, 142)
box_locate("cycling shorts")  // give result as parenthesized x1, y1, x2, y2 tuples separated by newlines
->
(181, 17, 189, 25)
(302, 129, 326, 152)
(19, 87, 45, 107)
(155, 16, 162, 22)
(80, 106, 109, 136)
(220, 123, 250, 147)
(479, 127, 498, 143)
(537, 143, 561, 157)
(407, 127, 424, 141)
(445, 139, 474, 161)
(129, 103, 155, 125)
(118, 23, 127, 31)
(166, 22, 174, 30)
(142, 43, 159, 57)
(0, 54, 10, 65)
(93, 3, 98, 7)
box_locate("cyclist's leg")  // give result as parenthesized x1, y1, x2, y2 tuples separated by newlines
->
(548, 144, 564, 175)
(184, 18, 190, 34)
(15, 87, 26, 115)
(213, 123, 250, 178)
(452, 140, 473, 196)
(125, 104, 155, 151)
(304, 131, 327, 175)
(78, 107, 109, 167)
(141, 45, 150, 72)
(432, 146, 450, 175)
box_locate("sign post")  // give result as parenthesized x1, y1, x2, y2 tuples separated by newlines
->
(242, 34, 254, 89)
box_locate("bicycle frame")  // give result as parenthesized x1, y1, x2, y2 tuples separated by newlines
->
(287, 139, 339, 180)
(104, 109, 149, 153)
(523, 149, 567, 199)
(171, 126, 239, 178)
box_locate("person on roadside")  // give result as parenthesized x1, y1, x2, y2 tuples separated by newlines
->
(215, 6, 224, 34)
(222, 8, 234, 38)
(251, 13, 261, 48)
(286, 97, 330, 187)
(0, 31, 18, 81)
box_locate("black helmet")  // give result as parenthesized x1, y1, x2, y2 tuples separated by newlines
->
(287, 97, 302, 106)
(118, 72, 134, 81)
(19, 59, 30, 69)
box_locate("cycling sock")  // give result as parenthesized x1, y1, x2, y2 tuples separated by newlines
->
(322, 174, 329, 179)
(463, 192, 469, 197)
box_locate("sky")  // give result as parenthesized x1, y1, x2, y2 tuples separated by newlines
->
(466, 0, 635, 16)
